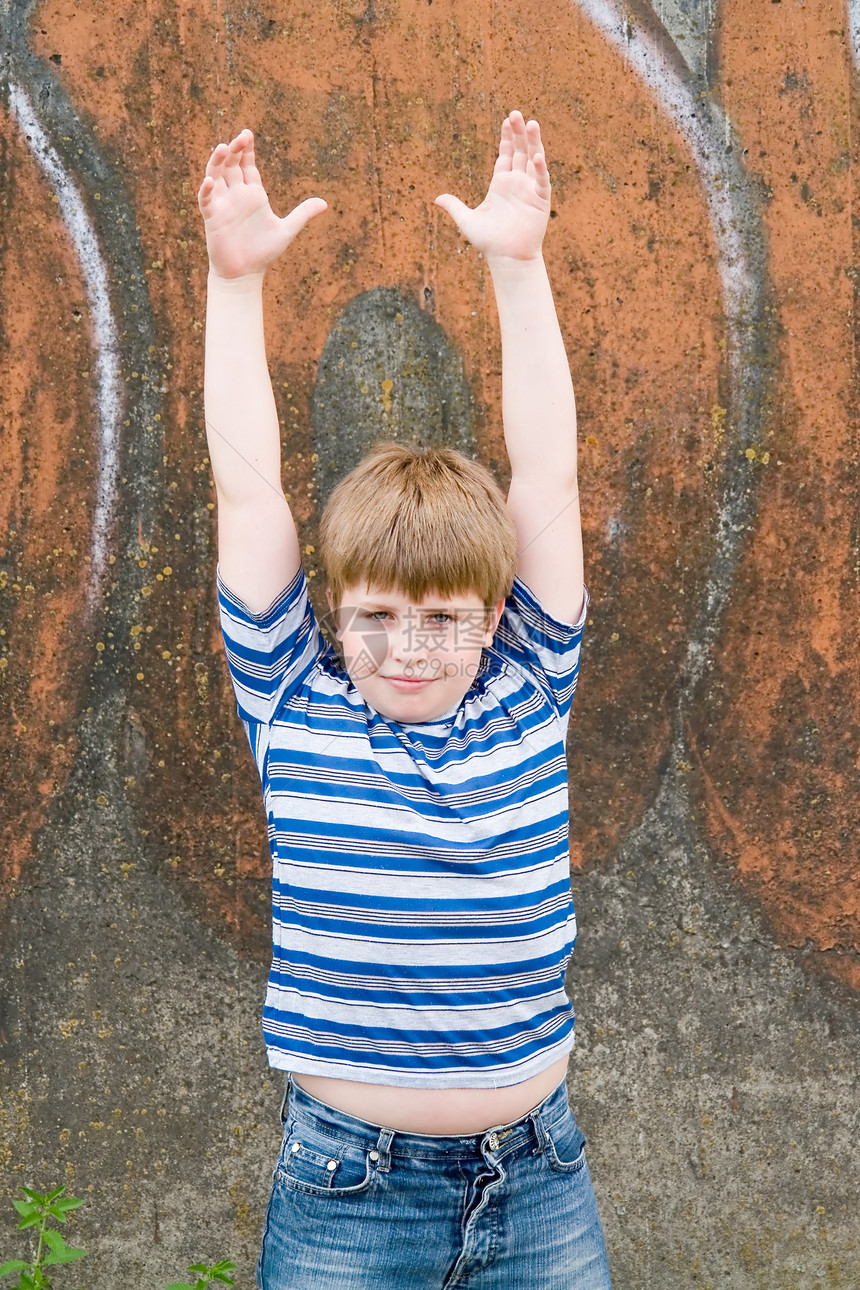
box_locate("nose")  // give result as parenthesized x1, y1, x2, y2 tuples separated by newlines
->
(389, 613, 427, 670)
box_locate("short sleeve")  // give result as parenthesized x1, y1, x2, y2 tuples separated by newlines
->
(217, 565, 325, 727)
(492, 577, 589, 721)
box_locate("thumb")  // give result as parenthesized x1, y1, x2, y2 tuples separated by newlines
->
(435, 193, 473, 231)
(280, 197, 328, 245)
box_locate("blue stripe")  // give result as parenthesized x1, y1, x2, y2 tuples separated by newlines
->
(262, 1007, 573, 1069)
(271, 945, 569, 982)
(272, 830, 569, 877)
(274, 876, 572, 918)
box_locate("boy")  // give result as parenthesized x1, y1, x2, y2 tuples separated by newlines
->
(199, 112, 611, 1289)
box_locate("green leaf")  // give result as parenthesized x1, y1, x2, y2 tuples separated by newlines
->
(42, 1250, 86, 1268)
(11, 1202, 36, 1219)
(19, 1189, 47, 1206)
(15, 1214, 42, 1232)
(187, 1268, 208, 1276)
(52, 1199, 83, 1215)
(41, 1233, 86, 1268)
(44, 1189, 65, 1204)
(211, 1275, 235, 1286)
(0, 1260, 30, 1276)
(162, 1282, 194, 1290)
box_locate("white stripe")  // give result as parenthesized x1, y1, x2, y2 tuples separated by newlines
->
(569, 0, 766, 702)
(569, 0, 749, 328)
(850, 0, 860, 68)
(267, 989, 567, 1030)
(8, 82, 122, 601)
(281, 858, 568, 899)
(274, 922, 574, 959)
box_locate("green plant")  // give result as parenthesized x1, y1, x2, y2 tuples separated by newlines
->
(1, 1187, 235, 1290)
(0, 1185, 86, 1289)
(164, 1261, 235, 1290)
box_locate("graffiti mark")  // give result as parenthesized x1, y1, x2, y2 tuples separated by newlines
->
(569, 0, 772, 710)
(849, 0, 860, 68)
(650, 0, 720, 85)
(0, 13, 165, 933)
(7, 81, 121, 603)
(2, 10, 164, 670)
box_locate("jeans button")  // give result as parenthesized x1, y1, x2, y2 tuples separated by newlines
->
(369, 1150, 380, 1162)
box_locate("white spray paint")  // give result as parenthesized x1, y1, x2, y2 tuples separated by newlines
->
(570, 0, 749, 333)
(569, 0, 756, 695)
(849, 0, 860, 68)
(8, 81, 122, 603)
(652, 0, 712, 84)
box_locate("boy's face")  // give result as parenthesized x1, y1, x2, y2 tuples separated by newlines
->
(328, 582, 504, 723)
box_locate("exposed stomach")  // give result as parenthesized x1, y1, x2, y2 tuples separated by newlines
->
(293, 1054, 569, 1134)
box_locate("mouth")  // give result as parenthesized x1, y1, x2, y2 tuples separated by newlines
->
(382, 675, 437, 691)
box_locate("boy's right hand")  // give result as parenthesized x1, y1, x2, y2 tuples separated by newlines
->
(198, 129, 327, 280)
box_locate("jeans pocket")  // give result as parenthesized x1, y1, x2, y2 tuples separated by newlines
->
(275, 1117, 375, 1198)
(544, 1106, 588, 1174)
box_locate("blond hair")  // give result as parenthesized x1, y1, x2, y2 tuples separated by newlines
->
(320, 442, 518, 609)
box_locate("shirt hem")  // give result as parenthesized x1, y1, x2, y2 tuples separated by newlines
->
(264, 1030, 575, 1090)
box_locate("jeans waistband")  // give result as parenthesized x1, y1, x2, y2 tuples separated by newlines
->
(280, 1073, 571, 1162)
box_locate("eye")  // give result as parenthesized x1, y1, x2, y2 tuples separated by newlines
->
(357, 610, 391, 622)
(427, 613, 454, 625)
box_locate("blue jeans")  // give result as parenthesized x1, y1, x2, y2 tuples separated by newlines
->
(256, 1074, 612, 1289)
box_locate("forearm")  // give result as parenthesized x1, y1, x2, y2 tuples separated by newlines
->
(487, 255, 578, 488)
(204, 270, 285, 509)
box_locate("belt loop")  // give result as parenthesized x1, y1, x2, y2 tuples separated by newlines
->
(279, 1074, 291, 1126)
(529, 1107, 550, 1156)
(373, 1127, 394, 1173)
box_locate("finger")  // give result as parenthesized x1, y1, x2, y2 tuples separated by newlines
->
(532, 150, 552, 199)
(434, 193, 473, 230)
(237, 129, 263, 186)
(280, 197, 328, 243)
(197, 174, 216, 214)
(526, 118, 544, 166)
(204, 141, 229, 182)
(508, 110, 529, 171)
(494, 116, 514, 173)
(222, 134, 245, 188)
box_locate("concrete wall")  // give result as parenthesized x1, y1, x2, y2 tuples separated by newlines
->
(1, 0, 858, 1285)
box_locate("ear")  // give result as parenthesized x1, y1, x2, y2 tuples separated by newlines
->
(483, 597, 505, 646)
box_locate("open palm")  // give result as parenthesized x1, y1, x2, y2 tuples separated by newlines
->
(198, 129, 326, 279)
(436, 112, 551, 262)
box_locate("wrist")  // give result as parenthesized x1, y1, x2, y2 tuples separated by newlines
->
(484, 251, 546, 280)
(207, 266, 266, 292)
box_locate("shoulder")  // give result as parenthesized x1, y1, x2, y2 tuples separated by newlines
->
(498, 576, 588, 648)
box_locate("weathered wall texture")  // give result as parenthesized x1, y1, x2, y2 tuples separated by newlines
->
(0, 0, 858, 1286)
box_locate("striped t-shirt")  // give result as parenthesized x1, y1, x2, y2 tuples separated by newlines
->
(218, 566, 587, 1089)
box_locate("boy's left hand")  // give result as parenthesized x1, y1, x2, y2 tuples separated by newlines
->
(435, 111, 550, 264)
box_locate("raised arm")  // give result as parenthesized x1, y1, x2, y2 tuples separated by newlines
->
(436, 112, 583, 624)
(198, 129, 327, 613)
